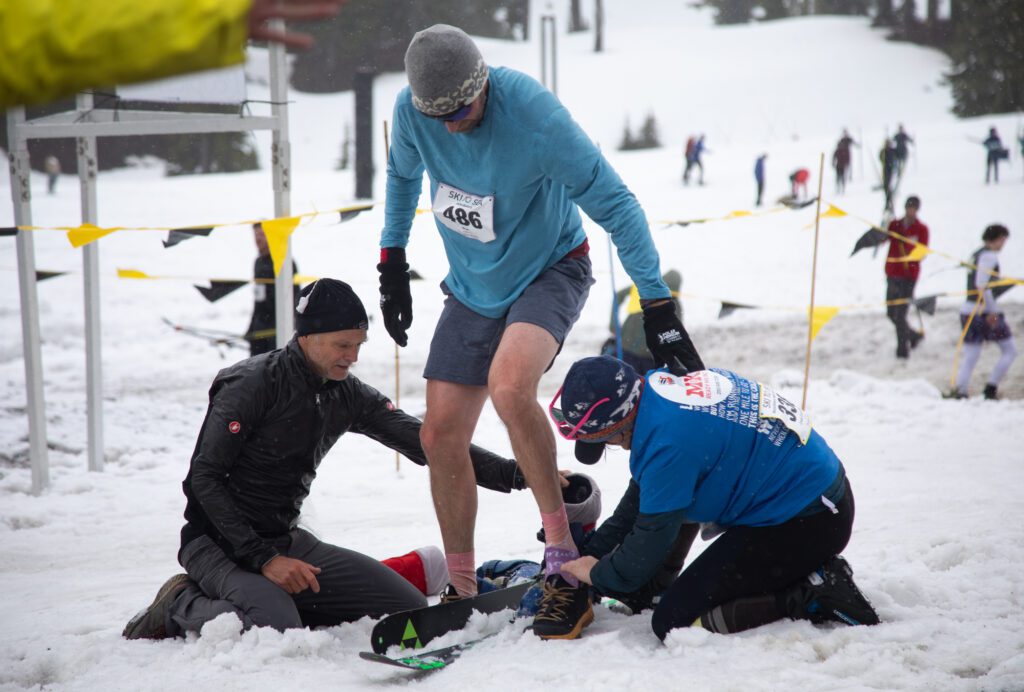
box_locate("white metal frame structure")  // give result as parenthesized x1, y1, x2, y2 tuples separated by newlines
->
(6, 37, 294, 494)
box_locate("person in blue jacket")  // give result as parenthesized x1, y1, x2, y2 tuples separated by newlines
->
(376, 24, 703, 640)
(554, 356, 879, 640)
(754, 153, 767, 206)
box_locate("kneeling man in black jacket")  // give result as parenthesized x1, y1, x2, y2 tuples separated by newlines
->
(123, 279, 526, 640)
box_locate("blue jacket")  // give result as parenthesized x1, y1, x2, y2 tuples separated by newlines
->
(589, 368, 843, 595)
(382, 67, 668, 318)
(754, 156, 765, 183)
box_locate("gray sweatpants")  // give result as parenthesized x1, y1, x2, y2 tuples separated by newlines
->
(169, 529, 426, 635)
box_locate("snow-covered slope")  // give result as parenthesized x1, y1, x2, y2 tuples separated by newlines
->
(1, 2, 1022, 690)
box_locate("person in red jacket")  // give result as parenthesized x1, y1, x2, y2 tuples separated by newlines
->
(885, 195, 928, 358)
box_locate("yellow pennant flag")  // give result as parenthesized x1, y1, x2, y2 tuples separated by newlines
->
(820, 204, 847, 218)
(67, 223, 120, 248)
(626, 285, 642, 315)
(117, 268, 154, 279)
(809, 306, 840, 341)
(887, 244, 930, 263)
(261, 216, 301, 277)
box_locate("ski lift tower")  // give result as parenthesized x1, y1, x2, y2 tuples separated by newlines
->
(6, 33, 294, 494)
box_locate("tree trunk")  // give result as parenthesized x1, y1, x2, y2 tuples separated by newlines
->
(875, 0, 895, 25)
(594, 0, 604, 52)
(569, 0, 586, 32)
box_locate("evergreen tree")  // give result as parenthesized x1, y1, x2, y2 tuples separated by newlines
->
(947, 0, 1024, 116)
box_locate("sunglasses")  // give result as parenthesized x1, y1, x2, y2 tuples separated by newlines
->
(429, 101, 474, 123)
(548, 386, 610, 441)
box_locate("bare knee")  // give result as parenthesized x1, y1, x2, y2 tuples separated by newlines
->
(420, 418, 471, 462)
(489, 378, 537, 423)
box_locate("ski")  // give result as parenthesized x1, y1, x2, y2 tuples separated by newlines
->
(360, 634, 497, 672)
(369, 578, 537, 654)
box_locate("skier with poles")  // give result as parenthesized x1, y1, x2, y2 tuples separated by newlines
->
(947, 224, 1017, 400)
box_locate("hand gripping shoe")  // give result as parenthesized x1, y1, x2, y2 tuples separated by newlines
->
(785, 555, 880, 626)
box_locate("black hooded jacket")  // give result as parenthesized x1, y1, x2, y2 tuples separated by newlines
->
(181, 338, 525, 572)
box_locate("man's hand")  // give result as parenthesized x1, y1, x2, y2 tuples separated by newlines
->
(641, 300, 705, 375)
(248, 0, 345, 50)
(561, 556, 598, 586)
(378, 247, 413, 347)
(261, 556, 322, 594)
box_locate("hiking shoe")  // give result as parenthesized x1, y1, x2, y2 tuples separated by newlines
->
(983, 384, 998, 400)
(122, 573, 191, 640)
(785, 556, 879, 627)
(439, 584, 465, 604)
(943, 389, 968, 400)
(909, 330, 924, 349)
(531, 575, 594, 640)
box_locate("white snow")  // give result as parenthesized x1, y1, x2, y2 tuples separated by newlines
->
(2, 2, 1023, 690)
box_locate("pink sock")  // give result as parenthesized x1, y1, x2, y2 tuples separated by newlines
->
(541, 506, 580, 585)
(541, 505, 573, 548)
(445, 551, 477, 597)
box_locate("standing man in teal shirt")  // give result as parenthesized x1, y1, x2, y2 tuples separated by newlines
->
(378, 24, 703, 639)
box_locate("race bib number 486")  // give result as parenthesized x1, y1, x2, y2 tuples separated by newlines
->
(758, 384, 812, 444)
(432, 182, 496, 243)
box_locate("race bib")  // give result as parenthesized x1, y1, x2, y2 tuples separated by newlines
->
(757, 384, 812, 444)
(432, 182, 496, 243)
(649, 370, 733, 407)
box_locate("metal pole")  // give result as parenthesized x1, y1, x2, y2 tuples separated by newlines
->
(550, 15, 558, 97)
(383, 119, 400, 473)
(540, 17, 548, 90)
(76, 92, 104, 472)
(801, 153, 826, 409)
(269, 23, 294, 347)
(7, 108, 50, 494)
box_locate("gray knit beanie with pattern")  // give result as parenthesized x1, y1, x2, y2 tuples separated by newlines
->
(405, 24, 488, 117)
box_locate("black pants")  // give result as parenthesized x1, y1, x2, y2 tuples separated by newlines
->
(986, 152, 999, 183)
(170, 529, 426, 634)
(886, 277, 917, 356)
(755, 180, 764, 206)
(651, 480, 854, 640)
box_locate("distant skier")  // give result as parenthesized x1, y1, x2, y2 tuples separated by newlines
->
(832, 129, 856, 193)
(983, 127, 1006, 184)
(246, 222, 299, 356)
(893, 124, 913, 176)
(684, 134, 707, 185)
(947, 224, 1017, 400)
(884, 195, 928, 359)
(880, 139, 898, 213)
(754, 153, 767, 206)
(789, 167, 810, 201)
(44, 155, 61, 195)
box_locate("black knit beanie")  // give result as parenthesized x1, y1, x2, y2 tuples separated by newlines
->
(295, 279, 369, 336)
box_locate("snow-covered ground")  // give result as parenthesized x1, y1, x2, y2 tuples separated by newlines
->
(2, 2, 1023, 690)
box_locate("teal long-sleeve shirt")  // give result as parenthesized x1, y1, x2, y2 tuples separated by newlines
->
(382, 67, 668, 318)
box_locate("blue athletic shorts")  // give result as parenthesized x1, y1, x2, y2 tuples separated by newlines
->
(424, 253, 594, 386)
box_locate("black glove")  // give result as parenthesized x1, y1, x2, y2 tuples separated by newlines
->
(377, 247, 412, 347)
(642, 300, 704, 375)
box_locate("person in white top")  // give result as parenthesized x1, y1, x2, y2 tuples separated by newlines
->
(949, 224, 1017, 400)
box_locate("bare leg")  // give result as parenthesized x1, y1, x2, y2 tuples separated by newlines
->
(488, 322, 563, 516)
(420, 380, 488, 594)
